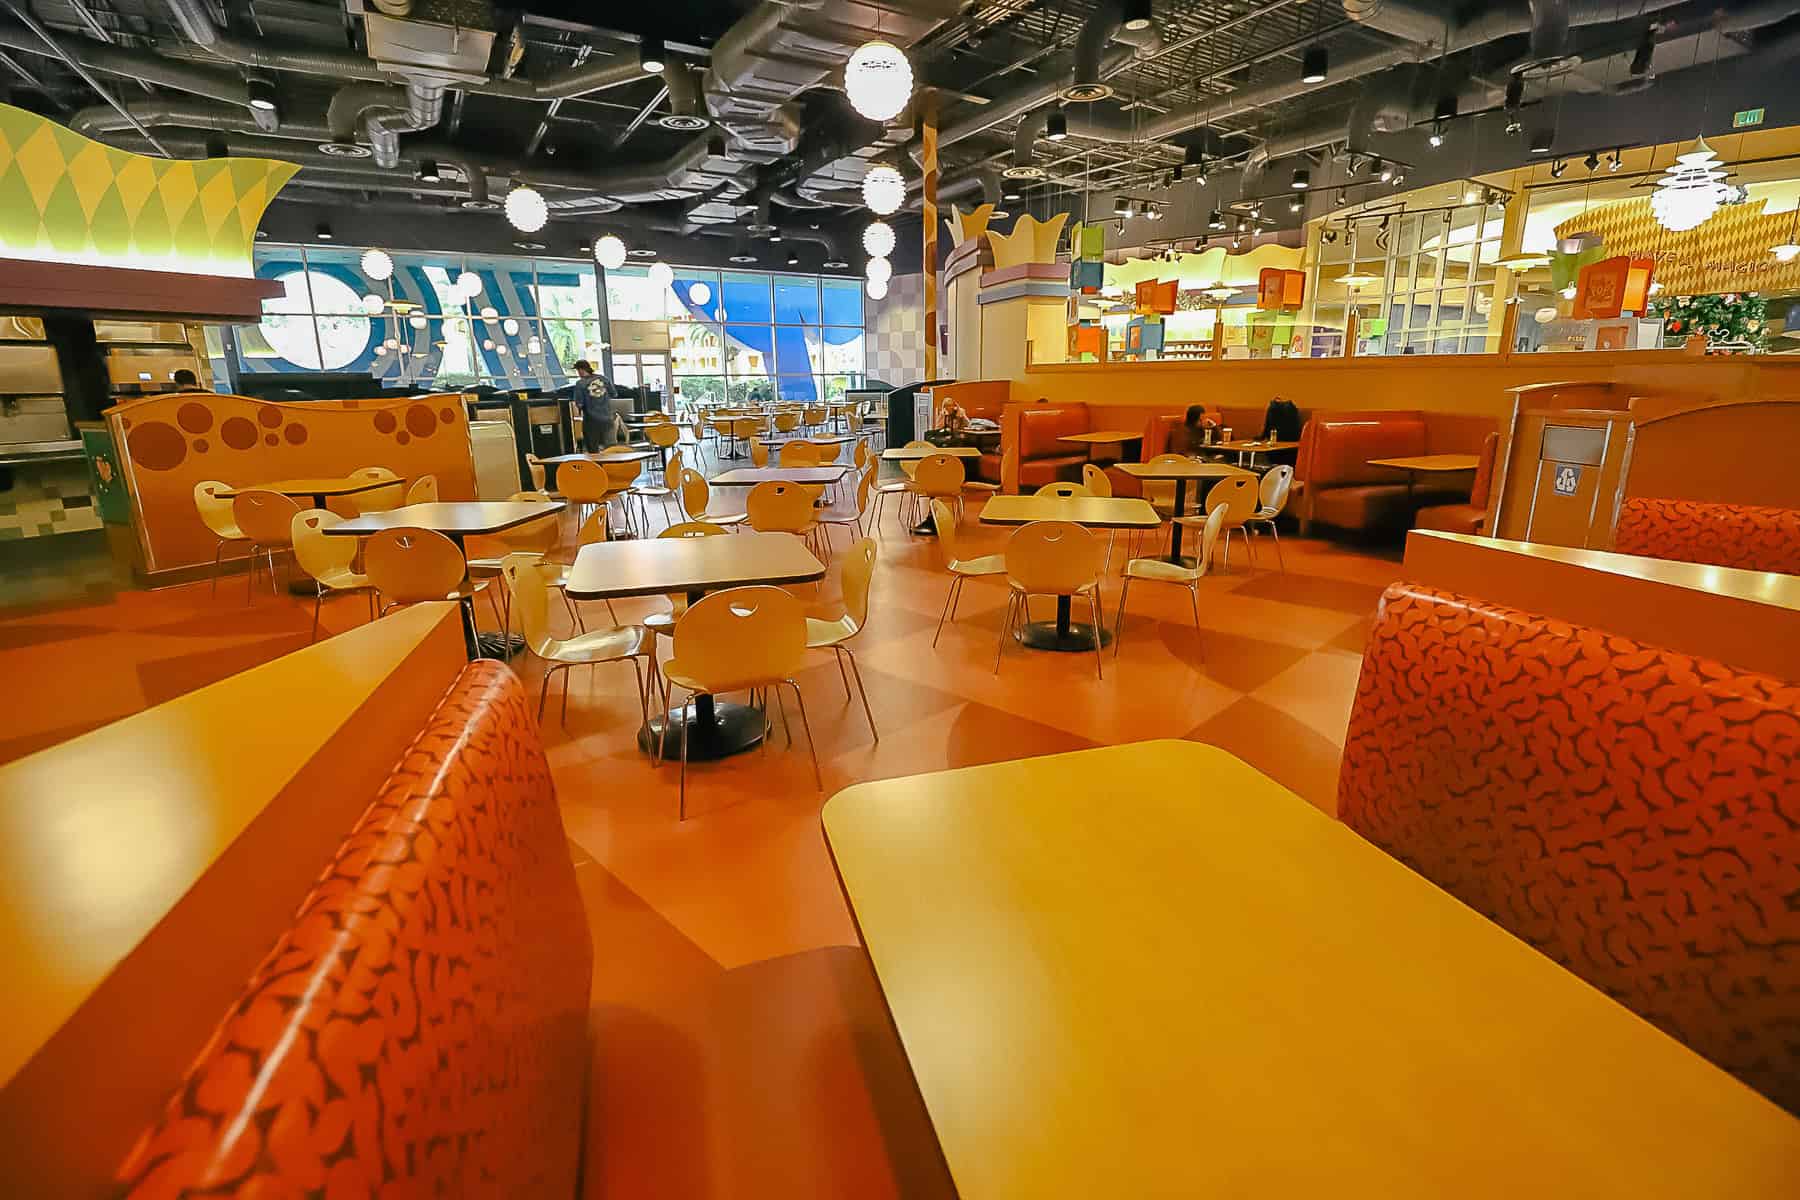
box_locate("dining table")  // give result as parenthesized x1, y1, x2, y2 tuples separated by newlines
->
(708, 466, 851, 487)
(563, 531, 825, 759)
(1057, 429, 1143, 465)
(880, 445, 984, 536)
(1215, 437, 1298, 468)
(979, 494, 1160, 651)
(822, 740, 1800, 1200)
(1368, 453, 1480, 501)
(1113, 459, 1253, 566)
(537, 447, 659, 489)
(219, 477, 398, 511)
(325, 499, 564, 659)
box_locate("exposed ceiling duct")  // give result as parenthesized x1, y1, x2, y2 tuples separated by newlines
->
(1342, 0, 1695, 59)
(324, 81, 447, 169)
(0, 21, 262, 116)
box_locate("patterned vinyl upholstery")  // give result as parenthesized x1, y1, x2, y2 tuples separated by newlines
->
(1338, 582, 1800, 1114)
(115, 661, 593, 1196)
(1613, 497, 1800, 576)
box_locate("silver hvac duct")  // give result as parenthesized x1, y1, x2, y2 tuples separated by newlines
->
(326, 81, 446, 168)
(0, 21, 263, 115)
(1344, 0, 1697, 58)
(68, 101, 329, 142)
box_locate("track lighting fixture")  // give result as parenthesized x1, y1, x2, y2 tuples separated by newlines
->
(1608, 149, 1623, 172)
(1549, 158, 1567, 178)
(1288, 196, 1303, 213)
(1046, 108, 1068, 141)
(786, 252, 800, 266)
(1290, 167, 1310, 190)
(1391, 170, 1406, 186)
(1504, 74, 1524, 112)
(1584, 152, 1600, 172)
(1301, 45, 1327, 84)
(1376, 159, 1394, 183)
(1144, 201, 1163, 221)
(639, 35, 666, 74)
(1208, 209, 1226, 230)
(1115, 195, 1134, 218)
(315, 222, 333, 240)
(1428, 122, 1445, 149)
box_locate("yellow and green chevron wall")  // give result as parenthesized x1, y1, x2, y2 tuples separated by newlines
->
(0, 103, 297, 278)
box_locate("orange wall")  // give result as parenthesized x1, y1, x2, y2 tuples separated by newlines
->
(1012, 351, 1800, 424)
(110, 392, 478, 573)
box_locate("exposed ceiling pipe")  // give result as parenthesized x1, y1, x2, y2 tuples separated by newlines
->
(1012, 108, 1049, 172)
(1343, 0, 1696, 58)
(157, 0, 389, 81)
(326, 80, 445, 168)
(939, 43, 1137, 147)
(661, 60, 707, 129)
(0, 0, 169, 153)
(0, 21, 260, 113)
(68, 100, 329, 142)
(1070, 0, 1125, 100)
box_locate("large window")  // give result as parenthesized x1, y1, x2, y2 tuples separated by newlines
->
(1309, 201, 1504, 357)
(238, 247, 866, 397)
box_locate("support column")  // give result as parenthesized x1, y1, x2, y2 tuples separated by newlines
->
(922, 93, 939, 382)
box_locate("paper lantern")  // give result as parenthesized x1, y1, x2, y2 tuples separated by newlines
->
(383, 337, 398, 350)
(360, 293, 385, 315)
(1651, 138, 1730, 233)
(863, 164, 904, 215)
(456, 270, 482, 297)
(482, 339, 495, 350)
(480, 306, 498, 320)
(594, 234, 628, 270)
(845, 41, 912, 123)
(502, 318, 520, 335)
(527, 337, 542, 354)
(408, 315, 427, 329)
(865, 255, 892, 284)
(504, 183, 548, 232)
(688, 281, 711, 306)
(865, 276, 888, 300)
(360, 248, 393, 280)
(648, 261, 674, 289)
(863, 220, 896, 258)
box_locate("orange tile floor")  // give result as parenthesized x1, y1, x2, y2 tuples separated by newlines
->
(0, 498, 1403, 1197)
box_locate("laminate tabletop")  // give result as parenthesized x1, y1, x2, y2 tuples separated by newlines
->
(538, 448, 659, 464)
(881, 446, 981, 460)
(709, 466, 851, 486)
(322, 500, 564, 538)
(1367, 453, 1481, 472)
(823, 740, 1800, 1200)
(219, 477, 392, 499)
(563, 530, 824, 600)
(1114, 459, 1254, 481)
(1058, 429, 1142, 445)
(978, 494, 1161, 529)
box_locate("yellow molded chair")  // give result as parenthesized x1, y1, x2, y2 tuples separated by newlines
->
(364, 526, 486, 614)
(502, 552, 657, 729)
(910, 453, 969, 529)
(525, 455, 547, 492)
(1115, 505, 1225, 659)
(853, 439, 871, 473)
(1035, 481, 1093, 498)
(194, 479, 249, 595)
(338, 466, 404, 516)
(1132, 452, 1193, 558)
(662, 586, 820, 817)
(774, 410, 801, 436)
(778, 440, 819, 467)
(543, 508, 620, 627)
(1081, 463, 1112, 496)
(290, 508, 374, 639)
(820, 465, 875, 548)
(1244, 464, 1294, 571)
(1182, 473, 1259, 570)
(677, 468, 746, 529)
(728, 416, 760, 455)
(806, 536, 878, 740)
(802, 404, 828, 433)
(750, 437, 771, 468)
(930, 498, 1006, 646)
(746, 480, 823, 556)
(468, 491, 564, 634)
(404, 473, 439, 505)
(897, 439, 934, 480)
(643, 521, 729, 638)
(558, 458, 615, 528)
(646, 420, 682, 480)
(230, 489, 302, 600)
(996, 520, 1107, 679)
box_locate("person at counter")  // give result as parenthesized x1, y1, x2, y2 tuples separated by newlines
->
(574, 359, 621, 452)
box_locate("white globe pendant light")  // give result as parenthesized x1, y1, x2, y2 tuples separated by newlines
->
(360, 292, 385, 315)
(456, 270, 482, 298)
(593, 234, 628, 270)
(863, 219, 896, 258)
(408, 315, 427, 329)
(647, 261, 674, 289)
(504, 182, 548, 233)
(845, 41, 913, 123)
(502, 318, 520, 335)
(862, 164, 904, 215)
(688, 281, 711, 306)
(865, 276, 888, 300)
(480, 305, 498, 320)
(1651, 137, 1731, 233)
(865, 255, 892, 284)
(360, 248, 393, 280)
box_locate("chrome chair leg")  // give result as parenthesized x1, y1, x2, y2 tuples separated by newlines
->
(932, 575, 961, 647)
(1114, 576, 1133, 656)
(843, 647, 877, 741)
(784, 679, 823, 790)
(1088, 590, 1104, 680)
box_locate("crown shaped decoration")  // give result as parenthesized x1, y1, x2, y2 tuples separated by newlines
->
(946, 203, 995, 247)
(987, 211, 1069, 270)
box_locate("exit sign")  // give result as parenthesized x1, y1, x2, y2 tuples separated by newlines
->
(1733, 107, 1765, 128)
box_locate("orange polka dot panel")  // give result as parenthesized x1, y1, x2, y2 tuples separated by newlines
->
(1338, 581, 1800, 1115)
(114, 662, 593, 1197)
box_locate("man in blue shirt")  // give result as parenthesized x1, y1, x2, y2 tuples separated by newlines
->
(573, 360, 614, 452)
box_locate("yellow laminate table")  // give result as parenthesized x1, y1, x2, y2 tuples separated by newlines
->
(978, 494, 1160, 529)
(1114, 459, 1251, 564)
(823, 740, 1800, 1199)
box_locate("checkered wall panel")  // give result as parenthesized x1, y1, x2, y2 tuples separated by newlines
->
(867, 272, 927, 384)
(0, 459, 100, 540)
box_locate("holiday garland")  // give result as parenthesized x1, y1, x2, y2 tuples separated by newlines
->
(1648, 291, 1767, 351)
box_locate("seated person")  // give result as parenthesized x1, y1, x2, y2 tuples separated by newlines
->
(171, 368, 200, 390)
(1260, 396, 1302, 442)
(1166, 404, 1218, 455)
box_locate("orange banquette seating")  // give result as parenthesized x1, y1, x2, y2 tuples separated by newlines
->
(981, 403, 1091, 487)
(1612, 498, 1800, 575)
(1293, 410, 1493, 534)
(1103, 405, 1289, 497)
(1413, 431, 1500, 535)
(1337, 581, 1800, 1114)
(113, 661, 593, 1196)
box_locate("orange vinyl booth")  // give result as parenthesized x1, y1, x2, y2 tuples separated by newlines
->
(985, 402, 1092, 489)
(1413, 431, 1500, 535)
(1292, 410, 1495, 534)
(1337, 533, 1800, 1116)
(1101, 403, 1299, 497)
(0, 605, 591, 1196)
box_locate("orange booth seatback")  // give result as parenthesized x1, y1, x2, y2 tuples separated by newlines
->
(982, 404, 1091, 487)
(1295, 411, 1427, 488)
(1338, 581, 1800, 1114)
(1613, 498, 1800, 575)
(1413, 431, 1500, 535)
(115, 661, 594, 1196)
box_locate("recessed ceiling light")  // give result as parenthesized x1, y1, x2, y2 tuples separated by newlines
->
(315, 222, 333, 240)
(627, 247, 657, 257)
(513, 240, 547, 251)
(639, 35, 666, 74)
(1300, 46, 1327, 84)
(729, 253, 757, 263)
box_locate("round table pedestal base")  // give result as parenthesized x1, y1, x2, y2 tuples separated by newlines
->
(639, 701, 765, 760)
(475, 632, 526, 660)
(1018, 621, 1111, 652)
